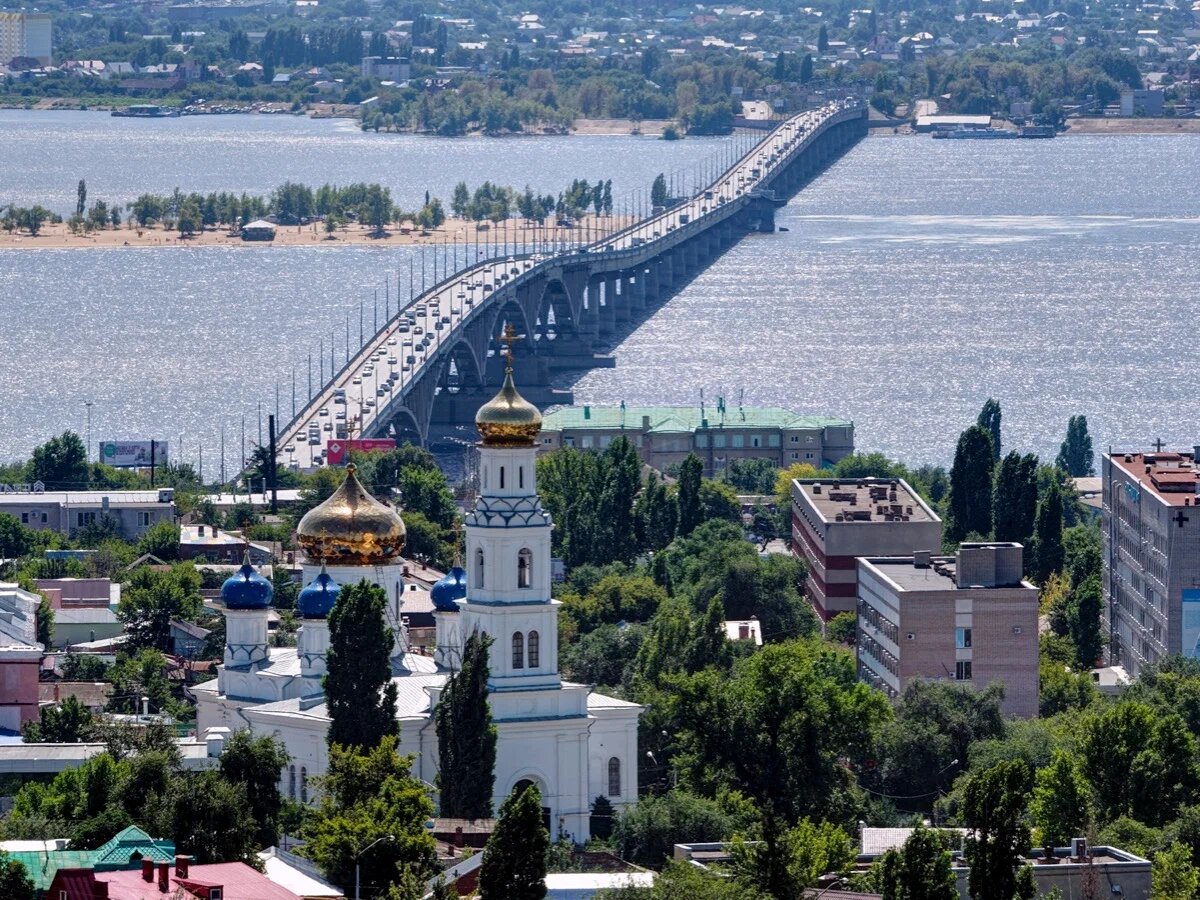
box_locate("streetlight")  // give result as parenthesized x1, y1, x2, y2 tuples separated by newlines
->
(84, 401, 93, 462)
(354, 834, 395, 900)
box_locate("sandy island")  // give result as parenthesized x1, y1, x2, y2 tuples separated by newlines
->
(0, 216, 637, 250)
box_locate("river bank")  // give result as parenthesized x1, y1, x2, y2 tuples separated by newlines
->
(1063, 117, 1200, 134)
(0, 215, 635, 250)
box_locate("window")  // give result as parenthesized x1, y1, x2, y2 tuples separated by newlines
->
(289, 765, 296, 799)
(608, 757, 621, 797)
(790, 435, 799, 443)
(499, 466, 505, 489)
(769, 434, 780, 448)
(751, 436, 761, 448)
(475, 548, 485, 589)
(696, 434, 709, 448)
(956, 628, 972, 649)
(209, 891, 223, 900)
(713, 434, 726, 449)
(512, 632, 524, 669)
(518, 548, 532, 589)
(20, 512, 28, 524)
(564, 436, 575, 448)
(77, 511, 96, 526)
(581, 435, 594, 449)
(805, 452, 814, 460)
(527, 631, 540, 668)
(731, 434, 744, 449)
(41, 513, 47, 523)
(300, 766, 308, 803)
(519, 466, 524, 490)
(955, 661, 972, 681)
(137, 511, 152, 527)
(790, 452, 799, 460)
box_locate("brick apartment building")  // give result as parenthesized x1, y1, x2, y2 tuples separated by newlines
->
(790, 477, 942, 620)
(856, 543, 1040, 717)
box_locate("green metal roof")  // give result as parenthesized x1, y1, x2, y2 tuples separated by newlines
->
(541, 405, 851, 434)
(8, 827, 176, 890)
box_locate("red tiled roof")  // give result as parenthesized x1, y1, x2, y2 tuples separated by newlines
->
(96, 862, 304, 900)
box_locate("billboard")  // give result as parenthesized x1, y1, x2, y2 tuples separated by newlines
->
(1185, 589, 1200, 660)
(98, 441, 168, 468)
(327, 438, 396, 465)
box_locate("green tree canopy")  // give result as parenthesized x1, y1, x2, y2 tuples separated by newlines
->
(947, 425, 995, 543)
(1056, 416, 1094, 477)
(325, 580, 399, 751)
(479, 784, 550, 900)
(435, 631, 497, 819)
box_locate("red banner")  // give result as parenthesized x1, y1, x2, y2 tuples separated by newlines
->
(327, 438, 397, 464)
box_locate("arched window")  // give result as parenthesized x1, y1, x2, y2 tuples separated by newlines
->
(499, 466, 505, 489)
(608, 757, 621, 797)
(512, 631, 524, 669)
(527, 630, 540, 668)
(300, 766, 308, 804)
(475, 548, 485, 589)
(518, 548, 532, 589)
(288, 765, 296, 800)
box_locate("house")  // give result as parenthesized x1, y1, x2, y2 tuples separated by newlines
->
(0, 582, 42, 733)
(39, 680, 114, 712)
(50, 856, 304, 899)
(724, 618, 763, 646)
(179, 525, 270, 563)
(169, 618, 211, 658)
(8, 826, 175, 891)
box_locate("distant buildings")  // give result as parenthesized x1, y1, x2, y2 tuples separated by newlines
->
(1102, 447, 1200, 678)
(35, 577, 122, 648)
(0, 11, 52, 65)
(856, 543, 1040, 717)
(790, 477, 942, 620)
(540, 404, 854, 476)
(0, 487, 175, 541)
(361, 55, 411, 80)
(179, 524, 271, 564)
(49, 855, 306, 900)
(1120, 88, 1164, 117)
(0, 582, 42, 732)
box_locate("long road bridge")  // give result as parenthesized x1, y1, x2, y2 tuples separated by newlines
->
(278, 99, 867, 470)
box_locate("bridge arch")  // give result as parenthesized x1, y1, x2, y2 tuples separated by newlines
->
(380, 405, 423, 447)
(534, 277, 577, 344)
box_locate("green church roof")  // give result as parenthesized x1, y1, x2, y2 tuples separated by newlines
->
(541, 405, 851, 434)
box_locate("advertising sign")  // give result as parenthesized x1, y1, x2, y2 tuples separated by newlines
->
(327, 438, 396, 465)
(1185, 589, 1200, 660)
(98, 441, 168, 468)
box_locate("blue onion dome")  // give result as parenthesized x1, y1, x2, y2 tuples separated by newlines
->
(221, 553, 273, 610)
(298, 566, 341, 620)
(431, 567, 467, 612)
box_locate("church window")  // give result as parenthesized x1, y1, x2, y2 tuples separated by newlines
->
(527, 630, 540, 668)
(288, 765, 296, 799)
(518, 548, 532, 589)
(608, 757, 621, 797)
(513, 631, 524, 669)
(476, 548, 485, 588)
(300, 766, 308, 803)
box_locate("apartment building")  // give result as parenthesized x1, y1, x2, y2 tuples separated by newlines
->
(790, 477, 942, 620)
(856, 543, 1039, 717)
(540, 404, 854, 476)
(1102, 448, 1200, 677)
(0, 488, 175, 540)
(0, 11, 52, 65)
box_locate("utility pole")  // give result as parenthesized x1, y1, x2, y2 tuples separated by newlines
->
(84, 401, 93, 462)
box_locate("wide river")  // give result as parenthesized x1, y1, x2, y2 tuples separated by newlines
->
(2, 111, 1198, 474)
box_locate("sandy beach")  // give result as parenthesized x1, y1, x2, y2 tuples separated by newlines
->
(0, 215, 636, 250)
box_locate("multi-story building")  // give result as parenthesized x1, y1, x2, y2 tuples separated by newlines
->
(540, 404, 854, 476)
(0, 582, 42, 733)
(856, 543, 1040, 717)
(0, 488, 175, 540)
(790, 477, 942, 620)
(0, 11, 52, 65)
(1102, 448, 1200, 677)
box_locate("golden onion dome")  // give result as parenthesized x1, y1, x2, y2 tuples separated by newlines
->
(475, 364, 542, 447)
(296, 464, 406, 565)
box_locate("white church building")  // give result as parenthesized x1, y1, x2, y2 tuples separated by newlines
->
(195, 352, 641, 840)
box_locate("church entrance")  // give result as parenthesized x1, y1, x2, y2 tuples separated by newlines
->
(514, 778, 552, 834)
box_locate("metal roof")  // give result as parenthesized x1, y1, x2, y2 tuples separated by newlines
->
(541, 405, 849, 434)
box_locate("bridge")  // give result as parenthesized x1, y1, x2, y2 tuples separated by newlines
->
(277, 99, 867, 469)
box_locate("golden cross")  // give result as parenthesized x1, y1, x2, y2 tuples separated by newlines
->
(500, 322, 522, 367)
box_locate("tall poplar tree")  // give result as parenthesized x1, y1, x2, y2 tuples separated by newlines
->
(479, 784, 549, 900)
(947, 426, 995, 543)
(435, 631, 497, 819)
(1032, 481, 1065, 583)
(597, 437, 642, 563)
(1056, 415, 1094, 477)
(992, 452, 1038, 545)
(325, 580, 399, 750)
(962, 760, 1036, 900)
(676, 454, 704, 537)
(977, 399, 1002, 462)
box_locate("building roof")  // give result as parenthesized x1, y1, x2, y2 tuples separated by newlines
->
(181, 525, 248, 547)
(258, 847, 344, 898)
(0, 491, 172, 506)
(97, 860, 304, 899)
(1107, 450, 1200, 506)
(542, 405, 850, 434)
(794, 478, 939, 524)
(861, 827, 965, 855)
(7, 826, 175, 889)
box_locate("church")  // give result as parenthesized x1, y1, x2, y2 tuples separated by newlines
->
(194, 349, 641, 841)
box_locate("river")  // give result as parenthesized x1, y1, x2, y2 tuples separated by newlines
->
(2, 114, 1198, 473)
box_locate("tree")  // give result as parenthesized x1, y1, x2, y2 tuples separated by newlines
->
(136, 520, 181, 561)
(23, 695, 95, 743)
(1032, 480, 1064, 583)
(117, 565, 204, 652)
(597, 438, 642, 563)
(591, 795, 615, 840)
(1030, 750, 1091, 847)
(651, 173, 668, 207)
(77, 179, 87, 217)
(435, 631, 497, 819)
(36, 596, 54, 647)
(0, 512, 34, 558)
(879, 826, 958, 900)
(0, 852, 35, 900)
(635, 472, 677, 552)
(171, 770, 258, 864)
(304, 736, 437, 892)
(826, 612, 857, 645)
(1152, 843, 1199, 900)
(962, 761, 1035, 900)
(220, 730, 290, 848)
(479, 784, 550, 900)
(800, 53, 814, 82)
(28, 431, 89, 489)
(613, 789, 754, 868)
(1068, 574, 1104, 668)
(818, 24, 830, 52)
(992, 452, 1038, 546)
(947, 426, 995, 543)
(1056, 416, 1094, 477)
(325, 580, 399, 750)
(676, 454, 704, 537)
(734, 817, 854, 899)
(977, 399, 1002, 461)
(451, 181, 471, 217)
